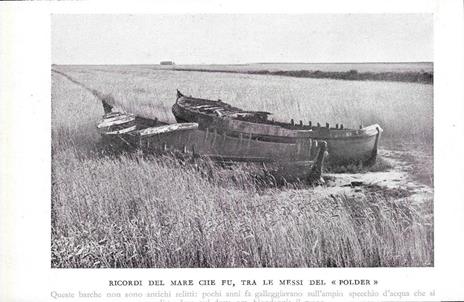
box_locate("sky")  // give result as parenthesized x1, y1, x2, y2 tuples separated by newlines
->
(52, 14, 433, 64)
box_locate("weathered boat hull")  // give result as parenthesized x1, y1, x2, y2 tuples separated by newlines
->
(172, 91, 382, 166)
(173, 104, 306, 143)
(136, 124, 321, 163)
(97, 103, 328, 184)
(323, 125, 381, 165)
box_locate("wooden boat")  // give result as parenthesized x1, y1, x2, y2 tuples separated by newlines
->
(172, 90, 382, 166)
(97, 100, 328, 184)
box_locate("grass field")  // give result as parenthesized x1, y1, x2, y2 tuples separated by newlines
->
(51, 64, 433, 268)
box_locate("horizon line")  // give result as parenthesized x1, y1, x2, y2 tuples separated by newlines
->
(52, 61, 433, 66)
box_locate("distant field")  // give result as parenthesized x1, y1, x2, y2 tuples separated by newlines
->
(63, 62, 432, 73)
(61, 62, 433, 84)
(51, 65, 433, 268)
(170, 62, 433, 84)
(172, 62, 433, 73)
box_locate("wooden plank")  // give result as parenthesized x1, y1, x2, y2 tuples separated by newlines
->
(138, 123, 198, 137)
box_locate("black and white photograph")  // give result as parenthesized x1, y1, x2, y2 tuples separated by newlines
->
(50, 14, 434, 268)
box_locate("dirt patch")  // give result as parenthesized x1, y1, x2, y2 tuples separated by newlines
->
(320, 148, 433, 205)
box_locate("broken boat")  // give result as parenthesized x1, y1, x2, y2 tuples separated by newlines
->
(172, 90, 382, 166)
(96, 100, 328, 184)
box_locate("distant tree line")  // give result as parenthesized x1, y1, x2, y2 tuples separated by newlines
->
(173, 68, 433, 84)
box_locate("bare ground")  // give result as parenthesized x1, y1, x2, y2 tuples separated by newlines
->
(322, 148, 433, 207)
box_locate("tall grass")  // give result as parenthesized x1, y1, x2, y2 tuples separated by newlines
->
(52, 149, 433, 268)
(54, 65, 433, 143)
(51, 68, 433, 268)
